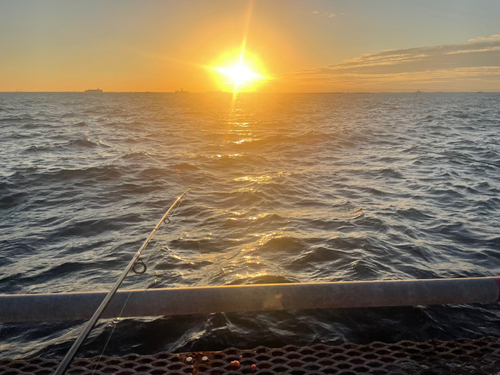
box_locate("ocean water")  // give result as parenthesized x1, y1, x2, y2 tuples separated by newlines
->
(1, 92, 500, 359)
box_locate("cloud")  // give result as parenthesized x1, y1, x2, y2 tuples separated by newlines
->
(446, 46, 500, 55)
(280, 38, 500, 91)
(312, 11, 337, 18)
(468, 34, 500, 42)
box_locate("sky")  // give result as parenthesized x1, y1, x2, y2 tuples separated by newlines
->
(1, 0, 499, 92)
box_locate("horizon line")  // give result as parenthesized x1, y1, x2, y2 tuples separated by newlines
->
(1, 90, 499, 94)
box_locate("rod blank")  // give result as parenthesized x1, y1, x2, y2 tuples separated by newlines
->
(1, 277, 499, 323)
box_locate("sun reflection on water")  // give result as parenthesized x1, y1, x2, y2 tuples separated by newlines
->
(234, 172, 290, 184)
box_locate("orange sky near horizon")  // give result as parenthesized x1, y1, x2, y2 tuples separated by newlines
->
(1, 0, 500, 93)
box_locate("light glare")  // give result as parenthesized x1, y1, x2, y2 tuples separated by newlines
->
(217, 63, 261, 85)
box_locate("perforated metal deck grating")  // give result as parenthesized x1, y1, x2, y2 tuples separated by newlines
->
(2, 337, 500, 375)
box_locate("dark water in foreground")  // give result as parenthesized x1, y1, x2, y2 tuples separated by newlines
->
(1, 92, 500, 359)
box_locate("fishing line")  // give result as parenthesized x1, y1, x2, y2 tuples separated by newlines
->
(54, 188, 195, 375)
(89, 190, 192, 374)
(90, 190, 193, 374)
(91, 291, 133, 375)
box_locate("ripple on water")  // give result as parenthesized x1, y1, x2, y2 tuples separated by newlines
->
(1, 92, 500, 358)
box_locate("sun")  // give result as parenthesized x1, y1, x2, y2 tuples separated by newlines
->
(216, 63, 261, 86)
(210, 50, 269, 95)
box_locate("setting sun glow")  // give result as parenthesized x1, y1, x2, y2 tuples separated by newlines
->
(210, 48, 269, 95)
(217, 63, 261, 86)
(212, 58, 268, 95)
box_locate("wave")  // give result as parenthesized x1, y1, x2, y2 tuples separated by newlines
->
(45, 218, 124, 241)
(2, 92, 500, 358)
(68, 138, 100, 147)
(26, 166, 124, 185)
(0, 114, 34, 122)
(173, 162, 199, 171)
(222, 213, 287, 230)
(227, 274, 295, 285)
(24, 144, 52, 153)
(0, 191, 29, 210)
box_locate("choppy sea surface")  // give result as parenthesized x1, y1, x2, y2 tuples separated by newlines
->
(1, 92, 500, 359)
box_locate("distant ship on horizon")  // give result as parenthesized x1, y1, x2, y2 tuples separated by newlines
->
(85, 88, 103, 93)
(175, 88, 190, 94)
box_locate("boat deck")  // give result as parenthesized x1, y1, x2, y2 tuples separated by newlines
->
(1, 337, 500, 375)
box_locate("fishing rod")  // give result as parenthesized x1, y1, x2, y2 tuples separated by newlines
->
(54, 188, 194, 375)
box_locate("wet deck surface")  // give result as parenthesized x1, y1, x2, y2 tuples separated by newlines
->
(2, 337, 500, 374)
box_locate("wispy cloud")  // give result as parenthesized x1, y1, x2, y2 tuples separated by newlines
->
(312, 11, 337, 18)
(468, 34, 500, 42)
(446, 46, 500, 55)
(280, 38, 500, 91)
